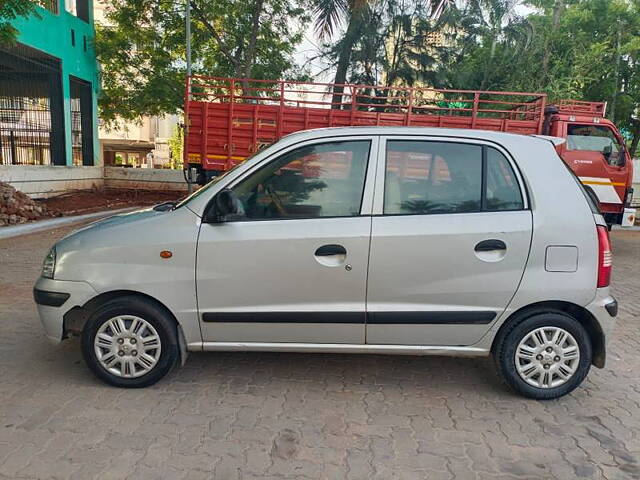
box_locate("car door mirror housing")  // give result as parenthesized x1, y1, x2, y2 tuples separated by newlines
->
(206, 189, 241, 223)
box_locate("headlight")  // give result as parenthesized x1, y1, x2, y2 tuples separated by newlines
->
(42, 247, 56, 279)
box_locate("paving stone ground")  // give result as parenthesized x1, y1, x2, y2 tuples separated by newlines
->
(0, 225, 639, 479)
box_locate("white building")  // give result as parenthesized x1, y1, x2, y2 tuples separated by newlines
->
(94, 0, 180, 169)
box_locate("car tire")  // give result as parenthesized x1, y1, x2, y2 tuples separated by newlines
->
(494, 312, 592, 400)
(81, 296, 179, 388)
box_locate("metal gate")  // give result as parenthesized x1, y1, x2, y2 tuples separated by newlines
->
(0, 43, 65, 165)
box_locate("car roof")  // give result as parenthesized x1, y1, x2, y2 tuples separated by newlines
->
(281, 126, 553, 147)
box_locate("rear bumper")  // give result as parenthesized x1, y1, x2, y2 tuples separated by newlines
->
(585, 288, 617, 368)
(33, 277, 97, 344)
(586, 289, 618, 340)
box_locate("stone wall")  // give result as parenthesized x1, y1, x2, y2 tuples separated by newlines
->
(0, 166, 104, 198)
(0, 165, 188, 198)
(103, 167, 188, 192)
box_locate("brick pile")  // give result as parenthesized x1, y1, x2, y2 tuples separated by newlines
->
(0, 181, 54, 226)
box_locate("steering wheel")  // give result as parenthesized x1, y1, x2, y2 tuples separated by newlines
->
(264, 185, 287, 216)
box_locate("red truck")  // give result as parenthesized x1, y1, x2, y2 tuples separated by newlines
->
(184, 76, 635, 226)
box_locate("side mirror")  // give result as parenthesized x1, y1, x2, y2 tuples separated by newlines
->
(206, 189, 241, 222)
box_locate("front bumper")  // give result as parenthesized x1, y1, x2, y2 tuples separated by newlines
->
(33, 277, 97, 344)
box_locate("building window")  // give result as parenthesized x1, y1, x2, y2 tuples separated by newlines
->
(37, 0, 59, 14)
(71, 29, 75, 47)
(70, 77, 94, 166)
(0, 44, 65, 166)
(65, 0, 90, 22)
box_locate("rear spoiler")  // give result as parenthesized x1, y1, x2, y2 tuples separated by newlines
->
(531, 135, 566, 146)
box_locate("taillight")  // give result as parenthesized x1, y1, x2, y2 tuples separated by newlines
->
(597, 225, 612, 287)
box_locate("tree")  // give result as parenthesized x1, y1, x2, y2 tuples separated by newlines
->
(441, 0, 640, 154)
(312, 0, 372, 105)
(317, 0, 453, 109)
(96, 0, 310, 125)
(0, 0, 37, 45)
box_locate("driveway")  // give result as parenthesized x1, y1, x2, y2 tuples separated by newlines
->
(0, 225, 639, 479)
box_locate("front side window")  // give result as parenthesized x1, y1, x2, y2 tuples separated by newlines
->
(567, 124, 625, 166)
(231, 140, 370, 220)
(383, 140, 524, 215)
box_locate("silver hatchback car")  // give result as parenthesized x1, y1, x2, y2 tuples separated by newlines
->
(34, 127, 617, 399)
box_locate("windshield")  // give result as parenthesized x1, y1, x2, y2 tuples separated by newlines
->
(566, 124, 625, 166)
(174, 161, 245, 209)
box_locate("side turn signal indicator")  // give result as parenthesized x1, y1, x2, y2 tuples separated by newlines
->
(160, 250, 173, 259)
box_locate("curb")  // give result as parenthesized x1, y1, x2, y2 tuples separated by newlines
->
(0, 206, 142, 240)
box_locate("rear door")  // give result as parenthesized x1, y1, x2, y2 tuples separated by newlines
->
(366, 137, 533, 346)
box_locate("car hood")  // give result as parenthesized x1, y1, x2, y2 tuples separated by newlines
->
(69, 207, 163, 235)
(50, 203, 201, 285)
(57, 206, 171, 251)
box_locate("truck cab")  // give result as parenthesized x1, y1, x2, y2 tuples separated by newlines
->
(544, 102, 634, 226)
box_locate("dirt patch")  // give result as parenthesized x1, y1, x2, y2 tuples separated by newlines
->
(37, 188, 186, 217)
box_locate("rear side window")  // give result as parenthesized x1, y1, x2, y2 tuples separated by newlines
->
(486, 148, 524, 211)
(383, 141, 524, 215)
(384, 141, 482, 214)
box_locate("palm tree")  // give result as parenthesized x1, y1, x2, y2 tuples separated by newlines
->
(464, 0, 532, 89)
(312, 0, 371, 107)
(313, 0, 457, 106)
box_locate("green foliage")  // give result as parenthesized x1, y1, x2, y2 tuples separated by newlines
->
(96, 0, 310, 125)
(167, 125, 184, 170)
(0, 0, 37, 45)
(317, 0, 640, 152)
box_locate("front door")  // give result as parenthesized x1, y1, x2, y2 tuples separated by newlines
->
(366, 137, 533, 346)
(196, 137, 377, 344)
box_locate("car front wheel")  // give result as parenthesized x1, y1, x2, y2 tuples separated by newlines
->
(81, 296, 179, 388)
(495, 312, 592, 399)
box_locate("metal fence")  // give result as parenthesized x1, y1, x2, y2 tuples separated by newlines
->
(0, 44, 65, 166)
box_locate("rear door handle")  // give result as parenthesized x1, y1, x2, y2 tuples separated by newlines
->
(474, 239, 506, 252)
(315, 244, 347, 256)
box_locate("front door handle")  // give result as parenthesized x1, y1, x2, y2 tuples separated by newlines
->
(474, 239, 506, 252)
(315, 244, 347, 256)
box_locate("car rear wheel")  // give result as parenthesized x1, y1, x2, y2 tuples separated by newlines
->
(495, 312, 592, 399)
(81, 296, 179, 387)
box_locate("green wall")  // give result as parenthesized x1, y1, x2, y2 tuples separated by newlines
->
(11, 0, 99, 166)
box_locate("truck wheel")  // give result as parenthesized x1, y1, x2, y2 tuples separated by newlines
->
(81, 296, 179, 388)
(494, 312, 592, 399)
